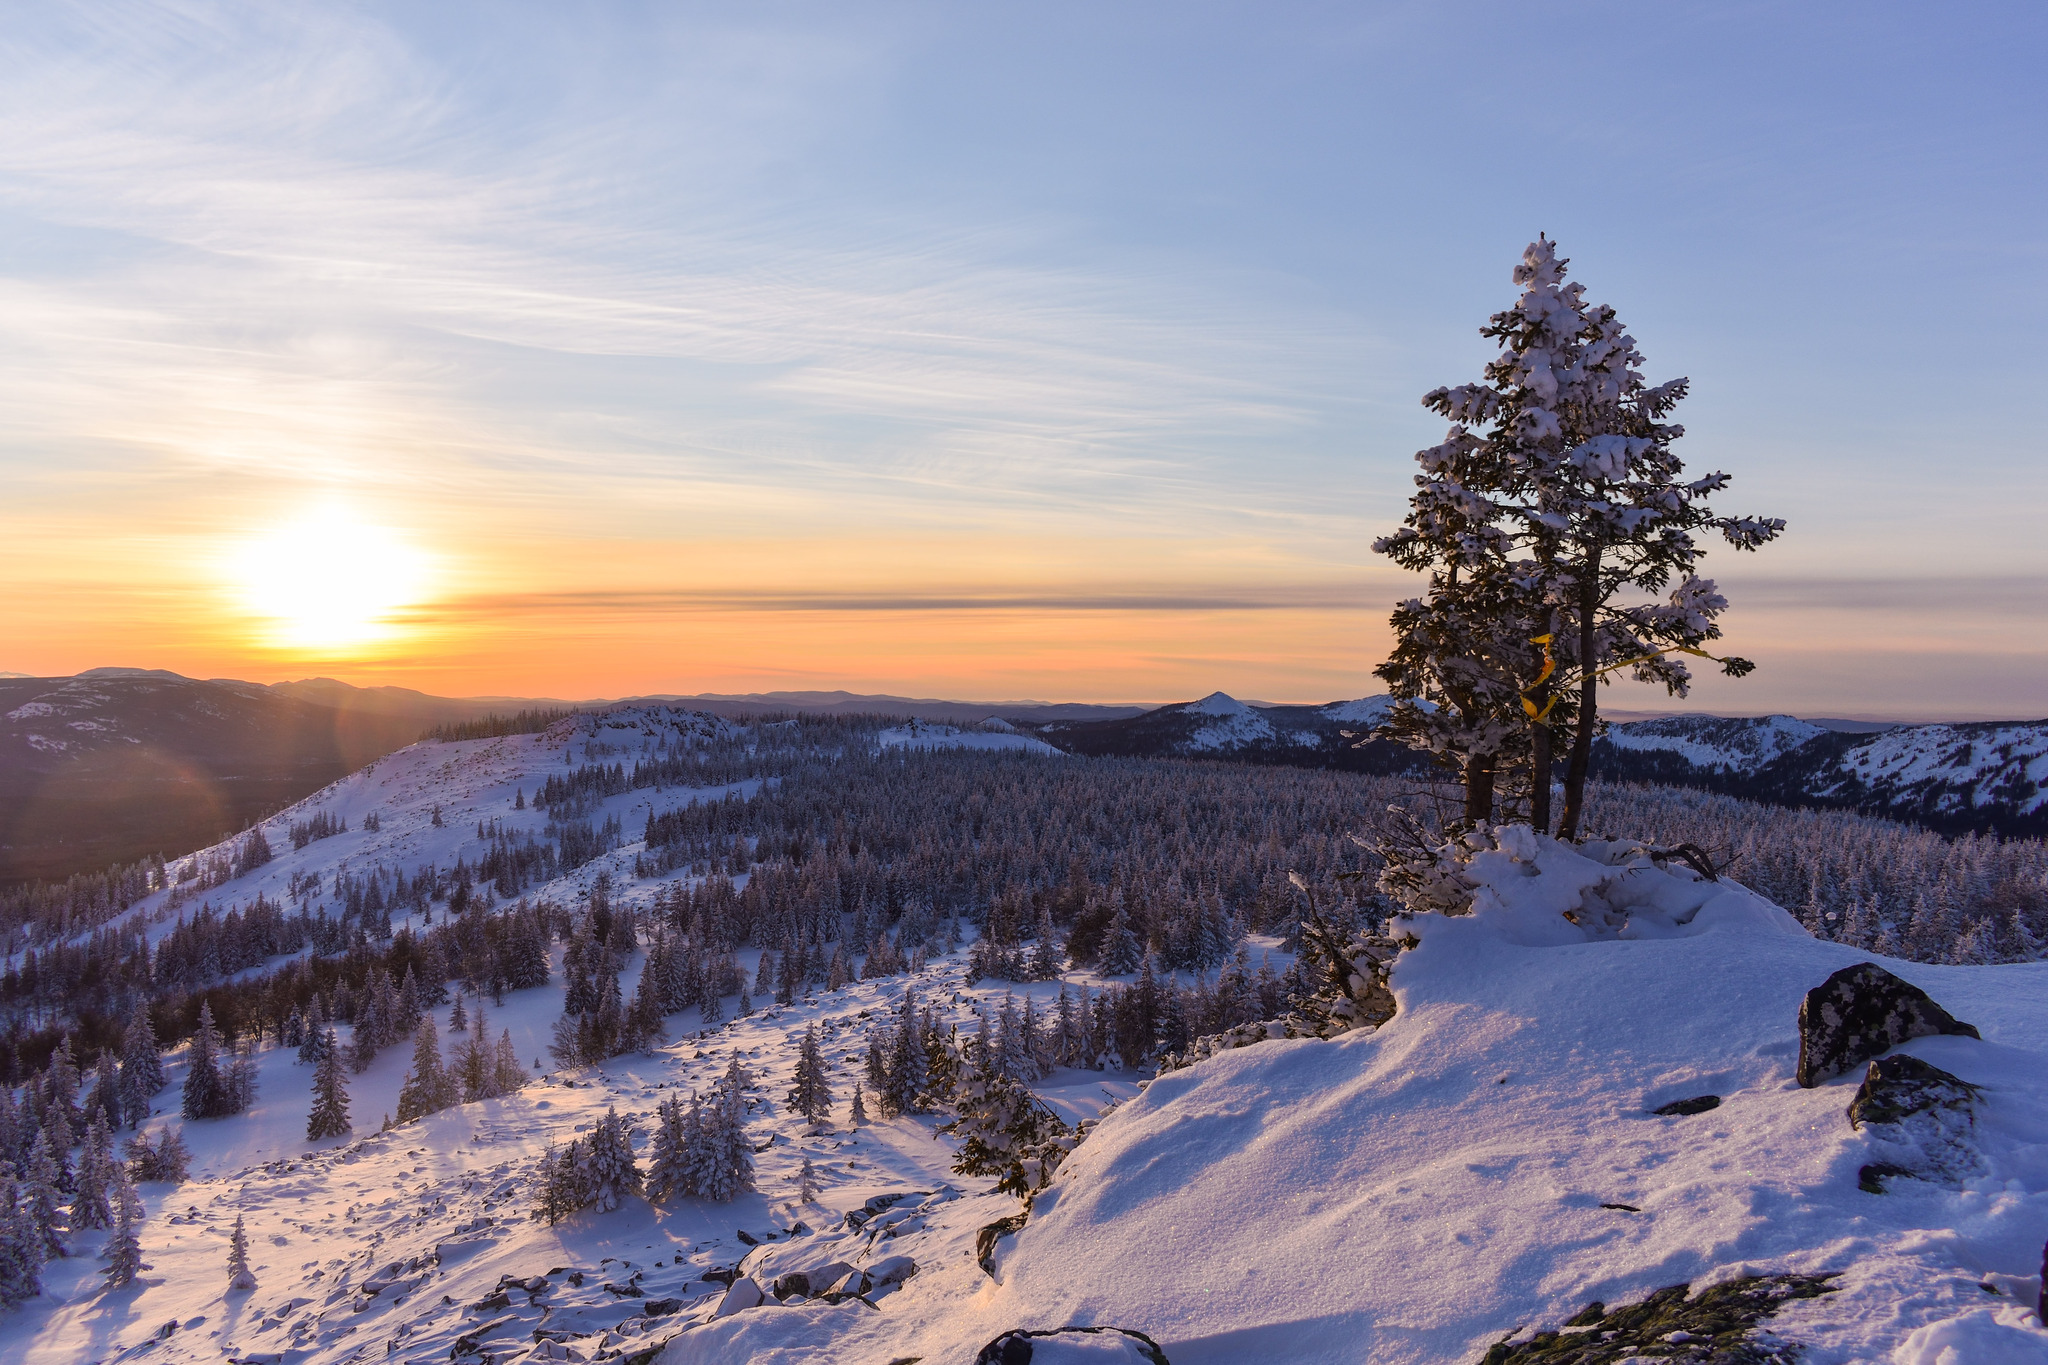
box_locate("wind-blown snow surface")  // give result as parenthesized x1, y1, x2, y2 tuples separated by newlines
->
(653, 842, 2048, 1364)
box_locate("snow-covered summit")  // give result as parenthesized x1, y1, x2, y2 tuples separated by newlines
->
(1316, 695, 1397, 725)
(1182, 691, 1254, 718)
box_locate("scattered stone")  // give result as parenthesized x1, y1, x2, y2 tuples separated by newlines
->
(1857, 1162, 1918, 1194)
(976, 1212, 1030, 1278)
(975, 1325, 1171, 1363)
(713, 1276, 764, 1317)
(640, 1297, 683, 1317)
(1796, 963, 1978, 1088)
(735, 1230, 758, 1246)
(1478, 1274, 1839, 1363)
(467, 1290, 511, 1312)
(1846, 1055, 1978, 1129)
(1846, 1055, 1984, 1189)
(1598, 1203, 1641, 1212)
(1652, 1095, 1720, 1117)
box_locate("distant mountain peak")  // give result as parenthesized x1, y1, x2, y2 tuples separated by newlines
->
(1182, 691, 1252, 717)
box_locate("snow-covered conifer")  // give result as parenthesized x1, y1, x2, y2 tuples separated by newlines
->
(226, 1213, 257, 1291)
(297, 998, 330, 1065)
(100, 1167, 147, 1289)
(797, 1154, 819, 1203)
(307, 1033, 351, 1141)
(183, 1004, 234, 1120)
(849, 1082, 868, 1126)
(785, 1025, 833, 1128)
(585, 1107, 640, 1212)
(1098, 894, 1142, 976)
(71, 1114, 114, 1231)
(645, 1095, 690, 1203)
(125, 1126, 190, 1185)
(0, 1167, 44, 1305)
(394, 1017, 452, 1123)
(491, 1031, 527, 1096)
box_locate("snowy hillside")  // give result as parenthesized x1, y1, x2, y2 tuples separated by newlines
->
(1602, 714, 1828, 773)
(1595, 716, 2048, 837)
(877, 721, 1062, 756)
(5, 730, 2045, 1364)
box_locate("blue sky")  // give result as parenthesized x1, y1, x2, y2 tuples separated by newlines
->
(0, 3, 2042, 715)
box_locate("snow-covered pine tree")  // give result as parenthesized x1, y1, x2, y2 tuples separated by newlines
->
(1098, 894, 1143, 976)
(943, 1052, 1075, 1204)
(297, 998, 330, 1065)
(1382, 236, 1785, 835)
(530, 1139, 585, 1225)
(584, 1107, 640, 1212)
(0, 1166, 43, 1305)
(24, 1131, 64, 1260)
(83, 1052, 121, 1133)
(226, 1036, 259, 1114)
(181, 1003, 226, 1120)
(307, 1032, 351, 1140)
(455, 1002, 492, 1101)
(43, 1037, 81, 1130)
(715, 1084, 754, 1200)
(883, 987, 929, 1116)
(100, 1166, 147, 1289)
(70, 1114, 113, 1231)
(124, 1126, 190, 1185)
(448, 989, 468, 1034)
(394, 1017, 453, 1123)
(785, 1025, 833, 1128)
(797, 1153, 819, 1203)
(282, 1007, 306, 1052)
(625, 962, 668, 1053)
(226, 1213, 257, 1290)
(849, 1081, 868, 1126)
(491, 1031, 527, 1096)
(644, 1095, 690, 1203)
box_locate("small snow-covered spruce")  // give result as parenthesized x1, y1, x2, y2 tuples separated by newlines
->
(124, 1126, 190, 1185)
(531, 1139, 588, 1225)
(394, 1015, 453, 1123)
(25, 1130, 66, 1260)
(307, 1032, 351, 1141)
(71, 1113, 114, 1231)
(0, 1166, 44, 1306)
(225, 1213, 257, 1291)
(585, 1107, 641, 1212)
(785, 1024, 833, 1128)
(101, 1166, 147, 1289)
(943, 1058, 1075, 1205)
(849, 1082, 868, 1125)
(796, 1154, 819, 1203)
(644, 1094, 691, 1203)
(181, 1002, 227, 1119)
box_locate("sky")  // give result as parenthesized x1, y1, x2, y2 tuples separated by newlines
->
(0, 2, 2043, 718)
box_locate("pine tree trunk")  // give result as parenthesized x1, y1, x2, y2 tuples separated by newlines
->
(1463, 753, 1495, 825)
(1558, 541, 1603, 840)
(1530, 610, 1558, 835)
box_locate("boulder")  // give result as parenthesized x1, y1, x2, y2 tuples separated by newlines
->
(1847, 1054, 1984, 1190)
(976, 1212, 1030, 1278)
(975, 1326, 1171, 1363)
(1795, 963, 1978, 1087)
(1652, 1095, 1720, 1117)
(713, 1276, 764, 1317)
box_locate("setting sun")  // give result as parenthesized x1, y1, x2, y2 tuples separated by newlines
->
(227, 506, 433, 651)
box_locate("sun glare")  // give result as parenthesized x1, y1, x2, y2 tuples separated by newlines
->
(229, 506, 433, 651)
